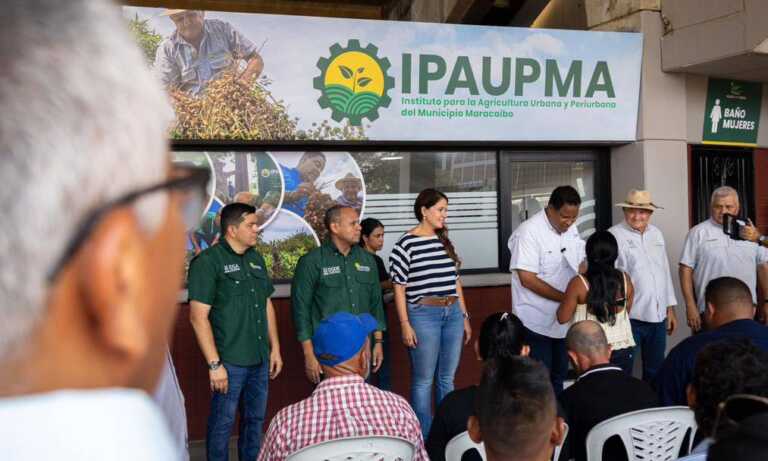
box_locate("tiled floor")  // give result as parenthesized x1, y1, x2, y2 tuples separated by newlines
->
(189, 438, 238, 461)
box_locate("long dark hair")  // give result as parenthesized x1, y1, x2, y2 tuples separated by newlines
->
(359, 217, 384, 247)
(413, 188, 460, 266)
(584, 230, 624, 325)
(478, 312, 526, 361)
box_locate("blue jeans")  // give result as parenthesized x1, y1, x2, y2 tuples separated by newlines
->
(206, 361, 269, 461)
(407, 301, 465, 438)
(630, 319, 667, 382)
(610, 347, 635, 375)
(523, 326, 568, 395)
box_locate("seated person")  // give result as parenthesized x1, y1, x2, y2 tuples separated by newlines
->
(677, 338, 768, 461)
(655, 277, 768, 405)
(560, 320, 657, 461)
(557, 231, 636, 374)
(426, 312, 529, 461)
(708, 411, 768, 461)
(468, 357, 565, 461)
(258, 312, 427, 461)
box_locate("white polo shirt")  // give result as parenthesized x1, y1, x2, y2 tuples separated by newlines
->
(609, 221, 677, 323)
(509, 209, 585, 338)
(680, 218, 768, 312)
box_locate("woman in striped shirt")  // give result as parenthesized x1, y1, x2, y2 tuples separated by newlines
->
(390, 188, 472, 437)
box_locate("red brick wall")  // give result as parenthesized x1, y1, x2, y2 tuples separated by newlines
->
(171, 285, 512, 441)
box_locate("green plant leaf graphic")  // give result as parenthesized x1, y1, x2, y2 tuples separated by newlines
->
(357, 67, 365, 73)
(357, 77, 372, 87)
(339, 65, 354, 79)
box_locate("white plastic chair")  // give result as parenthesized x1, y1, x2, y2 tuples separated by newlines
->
(286, 436, 415, 461)
(445, 431, 486, 461)
(553, 422, 569, 461)
(585, 406, 697, 461)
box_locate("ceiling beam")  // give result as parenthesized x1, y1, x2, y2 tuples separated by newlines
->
(122, 0, 389, 20)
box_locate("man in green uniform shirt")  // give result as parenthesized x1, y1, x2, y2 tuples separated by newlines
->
(188, 202, 282, 461)
(292, 205, 386, 383)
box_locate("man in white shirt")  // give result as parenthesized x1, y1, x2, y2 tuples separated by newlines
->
(0, 1, 207, 459)
(609, 190, 677, 382)
(508, 186, 586, 394)
(679, 186, 768, 332)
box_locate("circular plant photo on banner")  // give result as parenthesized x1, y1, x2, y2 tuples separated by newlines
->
(273, 151, 365, 242)
(173, 151, 216, 279)
(209, 151, 284, 228)
(256, 209, 319, 280)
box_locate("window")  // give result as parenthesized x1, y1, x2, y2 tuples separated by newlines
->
(499, 150, 610, 270)
(351, 151, 498, 271)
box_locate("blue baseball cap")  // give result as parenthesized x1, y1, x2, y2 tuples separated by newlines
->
(312, 312, 378, 366)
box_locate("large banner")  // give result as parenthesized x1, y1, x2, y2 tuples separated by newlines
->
(125, 7, 642, 142)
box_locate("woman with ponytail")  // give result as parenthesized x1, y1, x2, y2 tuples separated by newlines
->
(390, 188, 472, 437)
(557, 230, 636, 373)
(426, 312, 528, 461)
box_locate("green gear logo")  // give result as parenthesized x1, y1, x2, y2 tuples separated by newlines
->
(313, 40, 395, 126)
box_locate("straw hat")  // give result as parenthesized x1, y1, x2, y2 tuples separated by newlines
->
(615, 189, 663, 211)
(335, 173, 362, 191)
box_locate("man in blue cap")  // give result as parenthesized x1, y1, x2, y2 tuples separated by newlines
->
(258, 312, 428, 461)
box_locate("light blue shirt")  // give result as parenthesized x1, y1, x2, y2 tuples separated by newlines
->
(676, 438, 711, 461)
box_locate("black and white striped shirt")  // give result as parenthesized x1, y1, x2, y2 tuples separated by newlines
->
(389, 234, 458, 304)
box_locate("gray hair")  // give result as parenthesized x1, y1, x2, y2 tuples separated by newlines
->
(710, 186, 739, 206)
(0, 1, 173, 357)
(566, 320, 610, 358)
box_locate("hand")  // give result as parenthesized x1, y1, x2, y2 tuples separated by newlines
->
(401, 321, 418, 348)
(463, 318, 472, 345)
(269, 348, 283, 380)
(372, 342, 384, 373)
(686, 303, 701, 333)
(666, 307, 677, 335)
(304, 352, 322, 384)
(209, 366, 228, 394)
(740, 219, 761, 242)
(295, 182, 314, 197)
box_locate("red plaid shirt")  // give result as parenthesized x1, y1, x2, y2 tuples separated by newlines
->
(257, 375, 428, 461)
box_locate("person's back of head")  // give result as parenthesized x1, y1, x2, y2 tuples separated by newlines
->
(476, 312, 528, 362)
(0, 0, 189, 395)
(566, 320, 612, 374)
(688, 338, 768, 438)
(312, 312, 378, 380)
(704, 277, 755, 328)
(468, 356, 564, 461)
(584, 231, 623, 325)
(708, 412, 768, 461)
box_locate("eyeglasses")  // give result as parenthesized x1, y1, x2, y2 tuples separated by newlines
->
(47, 165, 211, 282)
(712, 394, 768, 439)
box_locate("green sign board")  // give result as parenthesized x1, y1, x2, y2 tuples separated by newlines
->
(703, 78, 762, 146)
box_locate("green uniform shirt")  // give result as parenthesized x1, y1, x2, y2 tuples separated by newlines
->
(291, 240, 385, 342)
(188, 239, 274, 366)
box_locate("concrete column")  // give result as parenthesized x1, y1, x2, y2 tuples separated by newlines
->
(597, 7, 694, 347)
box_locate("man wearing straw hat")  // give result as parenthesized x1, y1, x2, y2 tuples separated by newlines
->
(335, 173, 364, 210)
(154, 9, 264, 95)
(609, 190, 677, 382)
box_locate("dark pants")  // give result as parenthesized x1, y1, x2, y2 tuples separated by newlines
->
(206, 361, 269, 461)
(524, 326, 568, 395)
(610, 347, 635, 375)
(630, 319, 667, 382)
(367, 330, 392, 391)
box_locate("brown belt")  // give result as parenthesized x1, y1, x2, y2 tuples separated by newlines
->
(417, 296, 458, 307)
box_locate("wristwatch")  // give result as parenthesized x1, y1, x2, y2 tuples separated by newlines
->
(462, 311, 470, 320)
(208, 360, 222, 371)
